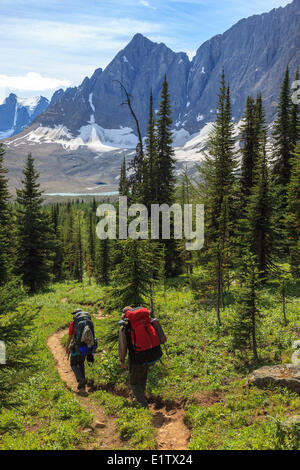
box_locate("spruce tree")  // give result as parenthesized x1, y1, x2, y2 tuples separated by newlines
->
(200, 71, 237, 324)
(0, 278, 35, 406)
(240, 96, 256, 205)
(156, 76, 176, 206)
(95, 237, 110, 285)
(271, 67, 296, 256)
(237, 97, 276, 279)
(73, 213, 83, 283)
(16, 154, 55, 292)
(143, 90, 159, 208)
(245, 131, 275, 279)
(290, 69, 300, 151)
(51, 203, 64, 281)
(0, 144, 11, 285)
(86, 208, 96, 282)
(272, 66, 292, 194)
(109, 239, 154, 310)
(287, 140, 300, 278)
(156, 76, 179, 277)
(63, 201, 76, 279)
(231, 253, 260, 361)
(119, 157, 129, 197)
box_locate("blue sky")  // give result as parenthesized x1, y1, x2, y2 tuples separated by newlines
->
(0, 0, 292, 101)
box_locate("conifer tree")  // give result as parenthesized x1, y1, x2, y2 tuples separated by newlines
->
(231, 253, 260, 361)
(290, 69, 300, 151)
(16, 154, 55, 291)
(119, 157, 129, 197)
(73, 213, 83, 283)
(109, 239, 154, 310)
(156, 76, 176, 207)
(287, 140, 300, 278)
(272, 66, 292, 194)
(245, 131, 275, 279)
(271, 67, 297, 256)
(156, 76, 179, 276)
(177, 168, 195, 275)
(51, 204, 64, 281)
(0, 278, 35, 406)
(200, 71, 237, 324)
(237, 97, 275, 279)
(0, 144, 11, 285)
(63, 202, 74, 278)
(240, 96, 256, 205)
(95, 237, 110, 285)
(86, 208, 96, 282)
(143, 90, 159, 208)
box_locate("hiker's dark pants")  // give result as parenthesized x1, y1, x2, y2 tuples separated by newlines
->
(129, 360, 149, 408)
(70, 354, 85, 385)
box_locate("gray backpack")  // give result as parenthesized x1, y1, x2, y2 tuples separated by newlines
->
(73, 311, 95, 346)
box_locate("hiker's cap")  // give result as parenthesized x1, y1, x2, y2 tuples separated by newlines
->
(72, 308, 82, 315)
(122, 306, 132, 314)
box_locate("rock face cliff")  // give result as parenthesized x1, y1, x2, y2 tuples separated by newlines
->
(185, 0, 300, 133)
(29, 0, 300, 141)
(37, 34, 190, 137)
(1, 0, 299, 193)
(0, 94, 49, 139)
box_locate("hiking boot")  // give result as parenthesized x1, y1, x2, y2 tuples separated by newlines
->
(77, 380, 87, 390)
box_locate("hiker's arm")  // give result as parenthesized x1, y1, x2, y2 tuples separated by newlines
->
(118, 327, 127, 369)
(66, 333, 74, 353)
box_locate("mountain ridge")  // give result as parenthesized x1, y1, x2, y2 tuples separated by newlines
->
(1, 0, 299, 193)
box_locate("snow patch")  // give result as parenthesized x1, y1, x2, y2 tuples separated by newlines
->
(8, 123, 139, 152)
(89, 93, 95, 113)
(17, 96, 45, 117)
(174, 122, 214, 163)
(196, 114, 204, 122)
(88, 93, 96, 124)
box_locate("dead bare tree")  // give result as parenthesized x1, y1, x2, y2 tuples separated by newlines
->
(113, 80, 145, 193)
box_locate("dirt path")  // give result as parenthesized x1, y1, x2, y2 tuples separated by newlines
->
(47, 307, 190, 450)
(151, 406, 190, 450)
(47, 327, 124, 450)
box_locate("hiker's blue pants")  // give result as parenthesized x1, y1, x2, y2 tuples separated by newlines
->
(70, 354, 85, 385)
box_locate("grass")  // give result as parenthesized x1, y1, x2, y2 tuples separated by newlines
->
(0, 282, 94, 450)
(93, 390, 156, 449)
(0, 272, 299, 450)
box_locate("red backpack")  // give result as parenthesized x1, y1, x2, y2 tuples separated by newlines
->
(125, 307, 164, 365)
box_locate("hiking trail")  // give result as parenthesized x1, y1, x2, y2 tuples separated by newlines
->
(47, 304, 190, 450)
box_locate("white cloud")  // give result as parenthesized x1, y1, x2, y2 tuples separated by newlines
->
(139, 0, 157, 9)
(0, 17, 161, 51)
(0, 72, 70, 91)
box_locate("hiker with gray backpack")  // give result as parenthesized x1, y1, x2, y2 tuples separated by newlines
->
(66, 308, 97, 391)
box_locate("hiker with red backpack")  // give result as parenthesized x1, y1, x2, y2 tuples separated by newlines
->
(66, 308, 96, 391)
(118, 306, 166, 408)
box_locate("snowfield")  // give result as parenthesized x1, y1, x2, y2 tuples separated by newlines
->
(5, 120, 243, 165)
